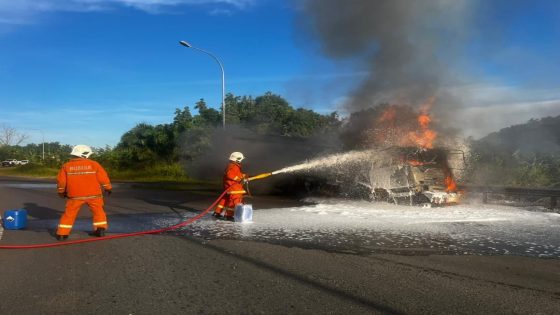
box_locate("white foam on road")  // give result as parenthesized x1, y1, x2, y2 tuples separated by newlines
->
(170, 198, 560, 258)
(248, 198, 559, 232)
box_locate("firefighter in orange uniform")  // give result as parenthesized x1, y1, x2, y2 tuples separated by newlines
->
(55, 144, 112, 240)
(213, 152, 247, 221)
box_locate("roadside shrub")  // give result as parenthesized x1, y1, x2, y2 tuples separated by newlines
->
(0, 163, 58, 177)
(107, 163, 188, 181)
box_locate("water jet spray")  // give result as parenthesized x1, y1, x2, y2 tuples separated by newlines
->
(248, 147, 463, 206)
(247, 150, 380, 182)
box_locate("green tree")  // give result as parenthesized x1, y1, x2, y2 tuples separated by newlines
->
(173, 106, 193, 134)
(224, 93, 242, 124)
(252, 92, 292, 134)
(193, 98, 221, 127)
(116, 123, 159, 166)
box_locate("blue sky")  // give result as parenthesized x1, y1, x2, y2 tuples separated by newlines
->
(1, 0, 559, 147)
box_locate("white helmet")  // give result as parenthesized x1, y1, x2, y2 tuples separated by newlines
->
(229, 151, 244, 163)
(71, 144, 93, 158)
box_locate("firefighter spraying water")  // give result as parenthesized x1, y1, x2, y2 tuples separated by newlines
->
(213, 152, 248, 220)
(212, 152, 287, 222)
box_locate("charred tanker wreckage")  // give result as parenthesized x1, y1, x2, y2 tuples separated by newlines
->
(317, 103, 467, 206)
(291, 145, 466, 207)
(350, 147, 464, 206)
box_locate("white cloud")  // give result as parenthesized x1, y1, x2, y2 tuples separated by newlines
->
(445, 84, 560, 138)
(0, 0, 257, 25)
(456, 99, 560, 139)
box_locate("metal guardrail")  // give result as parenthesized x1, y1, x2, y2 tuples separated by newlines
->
(460, 185, 560, 209)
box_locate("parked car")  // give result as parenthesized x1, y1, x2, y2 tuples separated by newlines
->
(19, 160, 29, 165)
(1, 159, 18, 167)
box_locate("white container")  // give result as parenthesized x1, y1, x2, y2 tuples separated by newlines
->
(234, 204, 253, 223)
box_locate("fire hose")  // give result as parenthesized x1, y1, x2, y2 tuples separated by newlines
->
(0, 173, 276, 250)
(244, 172, 273, 196)
(247, 173, 273, 181)
(0, 190, 229, 249)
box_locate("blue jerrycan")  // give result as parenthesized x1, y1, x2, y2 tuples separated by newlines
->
(2, 209, 28, 230)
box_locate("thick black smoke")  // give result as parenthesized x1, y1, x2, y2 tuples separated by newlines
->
(299, 0, 474, 113)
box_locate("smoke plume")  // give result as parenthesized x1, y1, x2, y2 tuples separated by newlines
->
(299, 0, 474, 112)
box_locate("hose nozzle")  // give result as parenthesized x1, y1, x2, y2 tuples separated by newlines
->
(247, 173, 272, 181)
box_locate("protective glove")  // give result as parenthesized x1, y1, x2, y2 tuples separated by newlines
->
(58, 192, 66, 199)
(241, 178, 249, 185)
(105, 189, 112, 196)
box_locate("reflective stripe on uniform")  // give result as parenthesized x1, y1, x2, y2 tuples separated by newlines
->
(227, 190, 246, 195)
(58, 224, 73, 228)
(68, 194, 103, 200)
(217, 205, 224, 209)
(67, 171, 97, 175)
(93, 221, 107, 226)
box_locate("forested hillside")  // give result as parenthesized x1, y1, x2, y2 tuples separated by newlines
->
(476, 116, 560, 155)
(467, 115, 560, 188)
(2, 99, 558, 188)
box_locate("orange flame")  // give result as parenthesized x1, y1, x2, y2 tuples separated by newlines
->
(373, 98, 438, 149)
(407, 97, 437, 149)
(406, 113, 437, 149)
(418, 114, 431, 128)
(444, 175, 457, 192)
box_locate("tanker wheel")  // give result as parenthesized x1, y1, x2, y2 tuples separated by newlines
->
(413, 194, 432, 207)
(372, 188, 390, 202)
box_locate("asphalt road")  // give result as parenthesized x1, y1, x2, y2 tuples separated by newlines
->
(0, 176, 559, 314)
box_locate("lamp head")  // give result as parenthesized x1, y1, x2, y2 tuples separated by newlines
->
(179, 40, 192, 48)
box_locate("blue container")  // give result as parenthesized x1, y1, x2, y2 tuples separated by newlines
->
(3, 209, 28, 230)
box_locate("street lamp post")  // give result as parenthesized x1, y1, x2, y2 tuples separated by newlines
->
(179, 40, 226, 129)
(41, 132, 44, 161)
(30, 129, 45, 162)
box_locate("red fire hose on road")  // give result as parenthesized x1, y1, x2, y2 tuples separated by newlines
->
(0, 190, 228, 249)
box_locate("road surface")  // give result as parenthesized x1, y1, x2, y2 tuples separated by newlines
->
(0, 176, 559, 314)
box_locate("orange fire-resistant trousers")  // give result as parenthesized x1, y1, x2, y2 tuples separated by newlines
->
(57, 197, 108, 236)
(215, 193, 243, 218)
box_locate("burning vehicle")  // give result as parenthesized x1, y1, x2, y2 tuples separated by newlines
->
(356, 147, 464, 206)
(334, 101, 467, 206)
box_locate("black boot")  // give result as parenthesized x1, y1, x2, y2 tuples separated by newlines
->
(93, 228, 106, 237)
(56, 234, 68, 241)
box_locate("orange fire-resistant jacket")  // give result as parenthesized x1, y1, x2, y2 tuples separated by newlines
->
(223, 161, 246, 195)
(57, 158, 112, 199)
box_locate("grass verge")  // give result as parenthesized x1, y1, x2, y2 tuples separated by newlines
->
(0, 163, 220, 190)
(0, 164, 58, 178)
